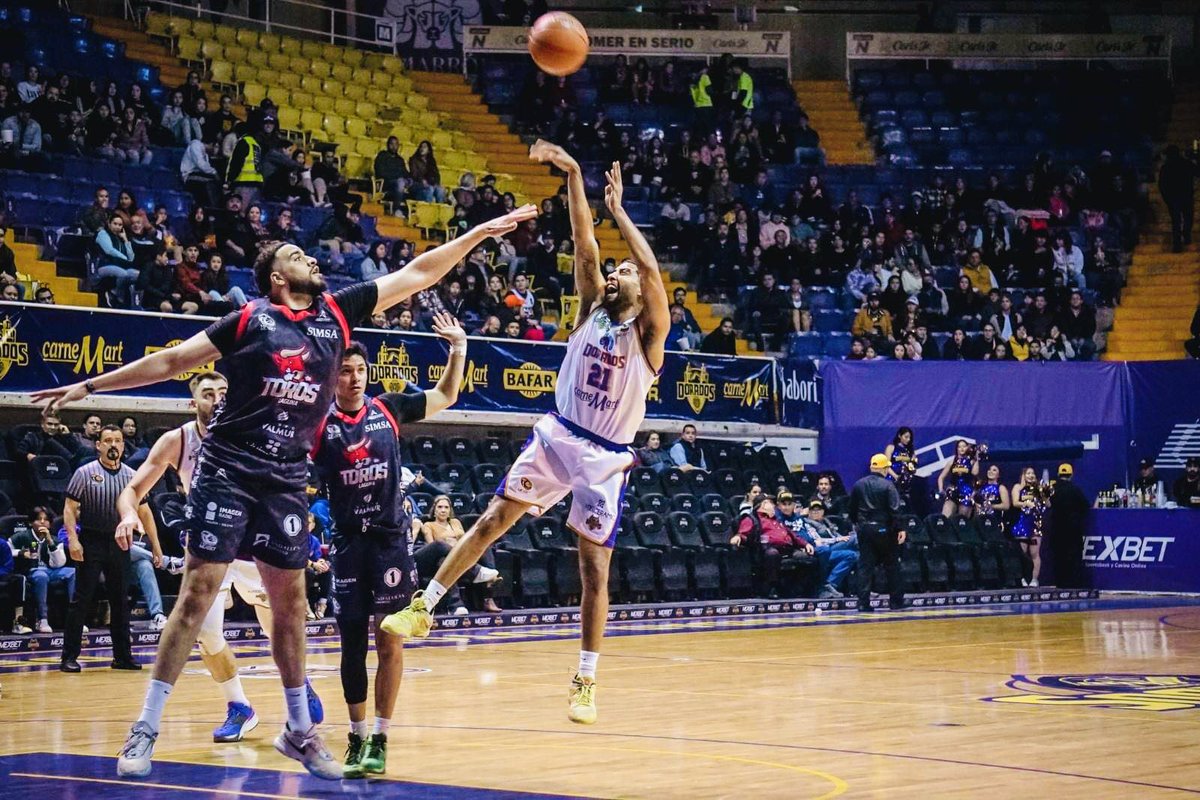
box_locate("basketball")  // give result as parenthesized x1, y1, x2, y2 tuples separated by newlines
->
(528, 11, 589, 77)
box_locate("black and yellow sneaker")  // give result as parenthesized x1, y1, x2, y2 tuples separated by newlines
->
(342, 731, 366, 779)
(360, 733, 388, 775)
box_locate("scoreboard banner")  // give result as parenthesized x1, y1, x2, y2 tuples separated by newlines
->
(0, 304, 775, 425)
(846, 32, 1171, 61)
(464, 26, 790, 58)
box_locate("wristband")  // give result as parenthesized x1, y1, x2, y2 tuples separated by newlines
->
(451, 343, 467, 356)
(84, 378, 97, 394)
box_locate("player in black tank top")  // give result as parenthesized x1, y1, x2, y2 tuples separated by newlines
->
(312, 314, 467, 777)
(34, 205, 538, 781)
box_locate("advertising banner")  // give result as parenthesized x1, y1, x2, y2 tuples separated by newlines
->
(464, 27, 790, 58)
(1125, 360, 1200, 481)
(819, 361, 1129, 504)
(1083, 510, 1200, 593)
(846, 32, 1171, 61)
(777, 358, 822, 430)
(0, 305, 775, 425)
(376, 0, 484, 72)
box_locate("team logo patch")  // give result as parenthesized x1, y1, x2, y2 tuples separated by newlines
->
(677, 363, 716, 414)
(256, 313, 276, 332)
(345, 437, 371, 464)
(283, 514, 304, 536)
(585, 515, 602, 532)
(91, 473, 105, 482)
(984, 674, 1200, 712)
(199, 531, 219, 550)
(519, 477, 533, 491)
(384, 567, 403, 588)
(0, 317, 30, 380)
(271, 346, 310, 381)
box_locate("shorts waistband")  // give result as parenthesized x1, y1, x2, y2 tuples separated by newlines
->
(551, 412, 631, 453)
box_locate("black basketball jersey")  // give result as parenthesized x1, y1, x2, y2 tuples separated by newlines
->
(312, 392, 426, 536)
(203, 283, 376, 463)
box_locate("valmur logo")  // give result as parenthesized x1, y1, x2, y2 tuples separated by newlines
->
(1083, 535, 1174, 564)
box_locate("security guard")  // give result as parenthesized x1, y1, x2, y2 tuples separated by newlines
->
(849, 454, 907, 611)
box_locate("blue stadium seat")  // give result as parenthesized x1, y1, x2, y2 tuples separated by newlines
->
(788, 333, 824, 359)
(814, 309, 849, 333)
(823, 333, 853, 359)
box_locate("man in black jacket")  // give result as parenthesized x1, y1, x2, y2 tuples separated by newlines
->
(1159, 144, 1196, 252)
(1048, 463, 1089, 588)
(849, 454, 907, 611)
(16, 414, 82, 463)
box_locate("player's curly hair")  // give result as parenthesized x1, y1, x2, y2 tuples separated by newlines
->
(252, 240, 288, 295)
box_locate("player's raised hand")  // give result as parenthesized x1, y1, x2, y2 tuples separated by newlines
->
(115, 511, 143, 552)
(31, 381, 89, 417)
(430, 311, 466, 347)
(529, 139, 579, 172)
(604, 160, 623, 214)
(479, 204, 538, 240)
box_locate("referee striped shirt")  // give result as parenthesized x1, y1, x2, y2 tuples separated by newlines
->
(66, 460, 140, 534)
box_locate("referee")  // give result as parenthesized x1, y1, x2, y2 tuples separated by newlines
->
(60, 424, 155, 673)
(849, 454, 908, 612)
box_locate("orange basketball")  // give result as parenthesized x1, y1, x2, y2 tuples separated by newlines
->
(528, 11, 589, 77)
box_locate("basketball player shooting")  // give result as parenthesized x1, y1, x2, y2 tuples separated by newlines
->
(382, 141, 670, 724)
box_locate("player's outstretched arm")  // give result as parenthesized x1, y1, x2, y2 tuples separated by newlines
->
(115, 429, 181, 551)
(424, 312, 468, 416)
(371, 206, 537, 314)
(31, 332, 220, 417)
(529, 139, 603, 317)
(604, 161, 669, 371)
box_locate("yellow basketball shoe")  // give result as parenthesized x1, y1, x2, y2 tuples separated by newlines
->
(567, 674, 597, 724)
(379, 591, 434, 639)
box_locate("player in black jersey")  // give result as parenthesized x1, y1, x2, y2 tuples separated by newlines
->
(312, 312, 467, 778)
(32, 203, 536, 781)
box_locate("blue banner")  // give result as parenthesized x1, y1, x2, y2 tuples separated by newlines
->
(777, 359, 822, 430)
(1082, 509, 1200, 592)
(0, 304, 775, 425)
(1125, 361, 1200, 483)
(819, 361, 1130, 503)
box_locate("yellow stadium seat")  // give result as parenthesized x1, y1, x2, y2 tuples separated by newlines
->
(380, 55, 405, 74)
(144, 12, 174, 40)
(300, 74, 324, 94)
(246, 49, 270, 70)
(299, 109, 324, 133)
(416, 110, 439, 129)
(343, 83, 367, 102)
(301, 40, 324, 59)
(340, 48, 364, 68)
(368, 71, 392, 89)
(333, 97, 356, 116)
(235, 28, 259, 48)
(345, 117, 367, 138)
(312, 94, 335, 114)
(321, 79, 344, 97)
(276, 106, 301, 132)
(355, 138, 378, 158)
(242, 82, 268, 107)
(267, 52, 291, 71)
(222, 43, 249, 64)
(343, 153, 369, 179)
(291, 56, 317, 77)
(362, 53, 386, 71)
(364, 87, 389, 106)
(330, 63, 353, 84)
(429, 130, 452, 150)
(440, 150, 466, 171)
(214, 25, 238, 45)
(209, 60, 235, 89)
(320, 43, 343, 63)
(322, 114, 346, 135)
(191, 20, 215, 40)
(288, 90, 313, 110)
(354, 101, 378, 121)
(176, 36, 201, 62)
(405, 94, 430, 111)
(259, 32, 283, 52)
(276, 72, 302, 91)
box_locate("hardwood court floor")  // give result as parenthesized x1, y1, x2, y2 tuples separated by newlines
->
(1, 597, 1199, 799)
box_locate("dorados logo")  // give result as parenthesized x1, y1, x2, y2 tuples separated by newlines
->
(0, 317, 30, 380)
(676, 364, 716, 414)
(429, 360, 488, 393)
(144, 339, 216, 381)
(372, 343, 419, 393)
(503, 362, 556, 399)
(986, 674, 1200, 712)
(724, 375, 770, 408)
(43, 334, 125, 375)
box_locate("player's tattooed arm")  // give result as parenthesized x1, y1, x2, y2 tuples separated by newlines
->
(530, 139, 602, 317)
(371, 206, 537, 314)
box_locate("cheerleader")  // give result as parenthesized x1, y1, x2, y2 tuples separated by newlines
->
(938, 439, 980, 518)
(975, 464, 1011, 518)
(1010, 466, 1051, 586)
(884, 427, 918, 499)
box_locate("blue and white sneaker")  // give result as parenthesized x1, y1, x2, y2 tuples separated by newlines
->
(117, 721, 157, 778)
(213, 701, 259, 743)
(306, 678, 324, 725)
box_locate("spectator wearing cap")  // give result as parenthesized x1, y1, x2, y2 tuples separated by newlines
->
(1172, 458, 1200, 509)
(1132, 459, 1158, 496)
(731, 493, 808, 599)
(851, 291, 893, 345)
(776, 493, 856, 598)
(894, 228, 931, 271)
(848, 454, 907, 612)
(669, 424, 707, 472)
(1057, 289, 1096, 360)
(1049, 463, 1090, 588)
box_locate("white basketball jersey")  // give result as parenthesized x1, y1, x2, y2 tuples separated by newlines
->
(177, 420, 202, 492)
(556, 307, 657, 445)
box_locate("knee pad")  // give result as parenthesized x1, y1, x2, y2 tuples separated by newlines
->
(338, 615, 370, 705)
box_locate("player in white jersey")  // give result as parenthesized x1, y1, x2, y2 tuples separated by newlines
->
(114, 371, 322, 742)
(383, 141, 669, 724)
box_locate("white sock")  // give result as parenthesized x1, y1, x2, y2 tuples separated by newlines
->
(423, 579, 448, 610)
(372, 717, 391, 736)
(350, 719, 368, 738)
(284, 685, 312, 732)
(137, 679, 173, 732)
(218, 675, 250, 707)
(578, 650, 599, 680)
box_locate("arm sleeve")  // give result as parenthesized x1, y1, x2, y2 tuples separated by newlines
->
(379, 390, 428, 425)
(332, 281, 380, 328)
(203, 308, 245, 357)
